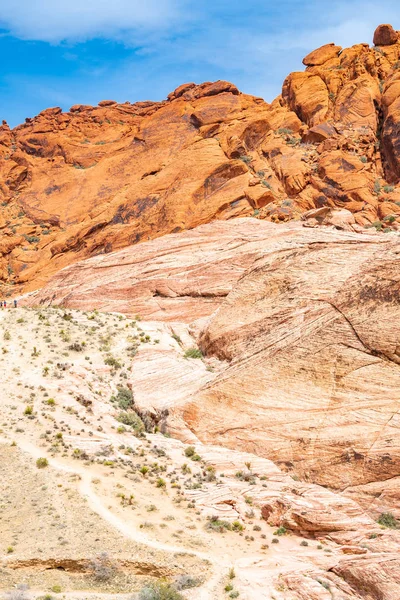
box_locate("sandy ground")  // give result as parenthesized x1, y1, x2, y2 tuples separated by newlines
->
(0, 307, 338, 600)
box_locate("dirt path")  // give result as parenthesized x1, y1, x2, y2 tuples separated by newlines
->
(0, 434, 225, 599)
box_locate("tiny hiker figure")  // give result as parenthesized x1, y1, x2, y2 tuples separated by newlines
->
(3, 300, 7, 308)
(13, 299, 17, 308)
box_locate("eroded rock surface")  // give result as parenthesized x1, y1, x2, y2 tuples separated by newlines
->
(25, 218, 400, 499)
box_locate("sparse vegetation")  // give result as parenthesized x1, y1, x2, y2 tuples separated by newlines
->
(116, 410, 144, 434)
(138, 580, 184, 600)
(273, 526, 287, 536)
(36, 457, 49, 468)
(88, 552, 115, 581)
(111, 386, 134, 409)
(377, 512, 399, 529)
(206, 515, 232, 532)
(4, 584, 30, 600)
(184, 347, 203, 359)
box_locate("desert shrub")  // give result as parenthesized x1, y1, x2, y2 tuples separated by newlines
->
(117, 411, 144, 435)
(239, 155, 252, 164)
(273, 526, 287, 536)
(138, 580, 183, 599)
(377, 512, 399, 529)
(104, 355, 122, 369)
(174, 574, 201, 590)
(68, 342, 84, 352)
(36, 457, 48, 468)
(184, 446, 195, 457)
(3, 330, 11, 340)
(205, 466, 216, 481)
(88, 552, 115, 581)
(373, 180, 381, 195)
(184, 347, 203, 359)
(112, 386, 134, 410)
(206, 515, 232, 532)
(24, 405, 33, 415)
(277, 127, 293, 135)
(231, 521, 244, 532)
(5, 584, 30, 600)
(300, 540, 309, 546)
(371, 220, 383, 231)
(383, 185, 394, 193)
(24, 235, 40, 243)
(261, 180, 272, 188)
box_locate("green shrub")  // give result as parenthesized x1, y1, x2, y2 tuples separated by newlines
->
(273, 526, 287, 536)
(117, 411, 144, 434)
(36, 457, 49, 469)
(184, 347, 203, 359)
(231, 521, 244, 532)
(184, 446, 195, 457)
(24, 235, 40, 243)
(51, 585, 62, 593)
(24, 405, 33, 415)
(104, 355, 122, 369)
(111, 386, 134, 410)
(377, 512, 399, 529)
(206, 516, 232, 532)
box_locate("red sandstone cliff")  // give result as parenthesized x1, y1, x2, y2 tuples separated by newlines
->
(1, 24, 400, 294)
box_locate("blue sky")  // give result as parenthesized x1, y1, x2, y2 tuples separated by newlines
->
(0, 0, 398, 127)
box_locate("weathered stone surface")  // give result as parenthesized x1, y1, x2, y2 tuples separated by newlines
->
(24, 219, 275, 320)
(186, 223, 400, 490)
(303, 43, 342, 66)
(25, 218, 400, 497)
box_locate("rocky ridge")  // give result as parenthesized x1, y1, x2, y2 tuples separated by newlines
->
(1, 24, 400, 293)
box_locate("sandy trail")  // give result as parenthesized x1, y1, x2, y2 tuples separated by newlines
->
(0, 434, 226, 599)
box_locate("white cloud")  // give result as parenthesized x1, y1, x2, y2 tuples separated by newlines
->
(0, 0, 185, 42)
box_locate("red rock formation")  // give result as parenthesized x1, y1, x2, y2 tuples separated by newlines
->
(25, 218, 400, 496)
(1, 25, 400, 294)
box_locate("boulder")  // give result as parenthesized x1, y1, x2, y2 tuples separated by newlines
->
(373, 24, 398, 46)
